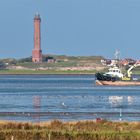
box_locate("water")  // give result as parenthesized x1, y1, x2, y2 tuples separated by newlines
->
(0, 74, 140, 122)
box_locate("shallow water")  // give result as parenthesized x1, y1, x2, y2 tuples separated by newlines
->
(0, 74, 140, 122)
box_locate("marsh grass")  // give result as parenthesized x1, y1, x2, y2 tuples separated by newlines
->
(0, 120, 139, 140)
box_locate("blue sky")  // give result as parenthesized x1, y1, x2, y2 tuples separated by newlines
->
(0, 0, 140, 59)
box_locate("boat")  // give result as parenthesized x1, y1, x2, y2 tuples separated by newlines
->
(95, 63, 140, 86)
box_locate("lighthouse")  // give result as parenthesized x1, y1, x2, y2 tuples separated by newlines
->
(32, 13, 42, 63)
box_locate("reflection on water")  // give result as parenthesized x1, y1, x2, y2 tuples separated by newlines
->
(0, 75, 139, 121)
(127, 96, 135, 105)
(109, 96, 123, 106)
(33, 96, 41, 122)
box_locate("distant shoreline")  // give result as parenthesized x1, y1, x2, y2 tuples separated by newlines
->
(0, 69, 97, 75)
(0, 73, 94, 75)
(0, 69, 140, 75)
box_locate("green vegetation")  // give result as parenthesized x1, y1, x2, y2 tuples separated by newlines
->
(0, 120, 140, 140)
(15, 61, 78, 68)
(131, 68, 140, 75)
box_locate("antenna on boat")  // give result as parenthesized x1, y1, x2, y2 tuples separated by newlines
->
(114, 50, 120, 60)
(114, 49, 121, 68)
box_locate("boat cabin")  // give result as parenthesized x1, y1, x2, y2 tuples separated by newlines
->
(105, 66, 123, 78)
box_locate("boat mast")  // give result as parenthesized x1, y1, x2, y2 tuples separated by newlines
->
(114, 50, 120, 60)
(114, 50, 120, 67)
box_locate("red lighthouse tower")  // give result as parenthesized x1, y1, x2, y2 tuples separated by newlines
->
(32, 14, 42, 63)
